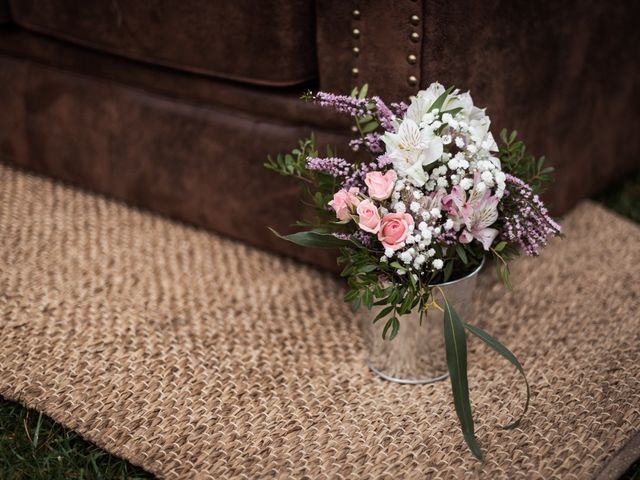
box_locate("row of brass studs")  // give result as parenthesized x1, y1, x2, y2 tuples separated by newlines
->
(352, 8, 361, 77)
(349, 7, 420, 86)
(408, 13, 420, 86)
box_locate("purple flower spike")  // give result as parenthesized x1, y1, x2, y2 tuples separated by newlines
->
(315, 92, 368, 117)
(501, 175, 562, 256)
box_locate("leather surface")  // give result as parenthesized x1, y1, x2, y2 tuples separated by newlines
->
(0, 29, 346, 130)
(317, 0, 423, 100)
(421, 0, 640, 214)
(0, 53, 340, 270)
(9, 0, 317, 86)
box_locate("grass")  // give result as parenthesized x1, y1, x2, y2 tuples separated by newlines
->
(0, 171, 638, 478)
(0, 398, 153, 479)
(594, 170, 640, 223)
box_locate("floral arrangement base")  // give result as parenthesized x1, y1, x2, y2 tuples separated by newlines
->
(363, 260, 483, 384)
(266, 83, 562, 458)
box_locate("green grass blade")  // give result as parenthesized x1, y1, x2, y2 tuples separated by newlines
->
(33, 411, 43, 448)
(464, 322, 530, 429)
(442, 296, 483, 460)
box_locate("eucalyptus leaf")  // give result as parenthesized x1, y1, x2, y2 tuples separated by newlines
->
(382, 318, 394, 339)
(350, 296, 361, 312)
(373, 306, 394, 323)
(442, 295, 483, 460)
(390, 317, 400, 340)
(464, 323, 530, 429)
(443, 260, 454, 282)
(343, 290, 358, 302)
(269, 228, 354, 249)
(362, 289, 373, 310)
(358, 264, 378, 273)
(382, 317, 400, 340)
(399, 291, 414, 314)
(455, 245, 469, 264)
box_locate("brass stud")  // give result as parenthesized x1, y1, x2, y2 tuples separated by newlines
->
(407, 54, 417, 65)
(410, 14, 420, 25)
(352, 67, 360, 77)
(352, 28, 360, 39)
(408, 75, 418, 86)
(352, 46, 360, 56)
(410, 32, 420, 42)
(352, 9, 361, 19)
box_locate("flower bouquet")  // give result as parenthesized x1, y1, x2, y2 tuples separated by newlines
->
(265, 83, 561, 459)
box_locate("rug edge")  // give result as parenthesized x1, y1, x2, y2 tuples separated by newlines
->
(0, 391, 159, 479)
(594, 431, 640, 480)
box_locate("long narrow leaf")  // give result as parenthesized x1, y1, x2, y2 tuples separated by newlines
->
(429, 86, 454, 113)
(442, 296, 483, 460)
(268, 228, 354, 249)
(464, 322, 530, 429)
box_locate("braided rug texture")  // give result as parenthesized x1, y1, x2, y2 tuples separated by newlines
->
(0, 164, 638, 479)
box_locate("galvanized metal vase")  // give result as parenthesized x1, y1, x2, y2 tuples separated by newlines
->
(362, 260, 484, 384)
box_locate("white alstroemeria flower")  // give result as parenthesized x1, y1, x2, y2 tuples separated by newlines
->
(406, 82, 456, 125)
(456, 92, 475, 116)
(405, 96, 431, 125)
(416, 82, 447, 105)
(455, 91, 498, 152)
(382, 119, 443, 186)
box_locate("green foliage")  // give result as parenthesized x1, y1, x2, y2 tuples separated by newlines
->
(265, 135, 340, 228)
(0, 397, 153, 479)
(264, 135, 318, 181)
(429, 87, 455, 113)
(498, 129, 554, 194)
(442, 293, 531, 460)
(494, 129, 558, 288)
(595, 170, 640, 223)
(464, 323, 530, 429)
(269, 228, 356, 249)
(442, 295, 483, 460)
(491, 243, 519, 290)
(350, 84, 383, 142)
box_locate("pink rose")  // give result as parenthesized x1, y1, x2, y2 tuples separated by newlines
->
(378, 212, 414, 251)
(328, 187, 360, 221)
(356, 199, 381, 233)
(364, 170, 397, 201)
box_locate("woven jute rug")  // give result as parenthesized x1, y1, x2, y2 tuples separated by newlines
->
(0, 163, 638, 479)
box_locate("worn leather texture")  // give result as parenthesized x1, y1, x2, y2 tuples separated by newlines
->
(317, 0, 423, 101)
(9, 0, 317, 86)
(421, 0, 640, 214)
(0, 49, 340, 270)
